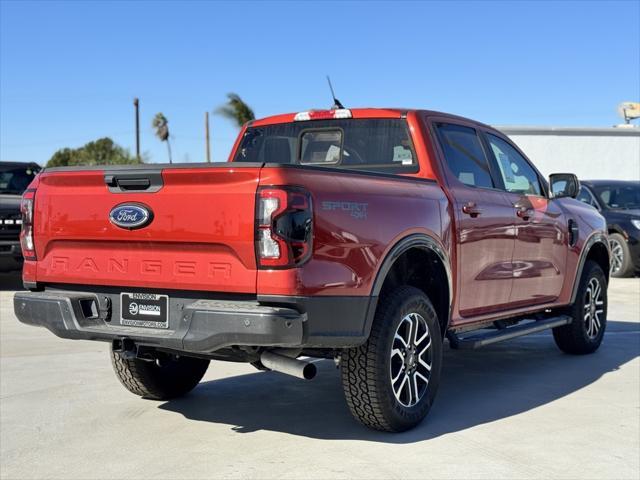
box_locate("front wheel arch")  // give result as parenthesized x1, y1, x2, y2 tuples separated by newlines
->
(554, 260, 607, 354)
(570, 234, 609, 305)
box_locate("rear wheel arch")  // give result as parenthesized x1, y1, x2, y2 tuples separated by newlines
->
(367, 234, 451, 338)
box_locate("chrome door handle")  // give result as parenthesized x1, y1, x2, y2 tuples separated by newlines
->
(515, 205, 532, 220)
(462, 202, 482, 217)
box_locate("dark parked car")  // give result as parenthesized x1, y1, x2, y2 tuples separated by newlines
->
(578, 180, 640, 277)
(0, 161, 41, 272)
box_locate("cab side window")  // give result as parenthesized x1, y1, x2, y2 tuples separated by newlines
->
(435, 124, 494, 189)
(486, 134, 542, 196)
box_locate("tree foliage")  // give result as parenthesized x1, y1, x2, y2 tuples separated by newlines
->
(152, 113, 170, 141)
(46, 138, 141, 167)
(216, 93, 255, 127)
(152, 112, 172, 163)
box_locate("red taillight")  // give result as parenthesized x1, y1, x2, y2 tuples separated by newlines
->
(20, 189, 36, 260)
(256, 187, 312, 269)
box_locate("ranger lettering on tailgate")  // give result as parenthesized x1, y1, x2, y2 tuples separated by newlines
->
(47, 256, 231, 279)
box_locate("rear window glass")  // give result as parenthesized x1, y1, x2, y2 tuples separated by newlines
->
(233, 119, 417, 173)
(300, 130, 342, 165)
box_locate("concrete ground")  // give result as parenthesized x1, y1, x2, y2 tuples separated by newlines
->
(1, 274, 638, 480)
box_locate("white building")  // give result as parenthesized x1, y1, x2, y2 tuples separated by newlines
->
(497, 126, 640, 181)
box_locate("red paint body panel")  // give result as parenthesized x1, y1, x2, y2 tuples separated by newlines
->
(419, 111, 606, 328)
(23, 108, 608, 331)
(256, 167, 446, 296)
(29, 167, 261, 293)
(447, 184, 516, 316)
(506, 192, 567, 306)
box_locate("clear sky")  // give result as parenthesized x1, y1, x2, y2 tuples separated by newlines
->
(1, 0, 639, 165)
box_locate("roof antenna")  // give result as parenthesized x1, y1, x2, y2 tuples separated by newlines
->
(326, 75, 345, 110)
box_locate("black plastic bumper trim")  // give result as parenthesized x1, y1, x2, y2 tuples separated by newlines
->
(257, 294, 374, 347)
(14, 291, 306, 354)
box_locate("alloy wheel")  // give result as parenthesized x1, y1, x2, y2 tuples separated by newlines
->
(390, 312, 432, 407)
(583, 277, 604, 339)
(609, 238, 624, 274)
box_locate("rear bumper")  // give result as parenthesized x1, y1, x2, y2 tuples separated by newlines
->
(14, 288, 373, 354)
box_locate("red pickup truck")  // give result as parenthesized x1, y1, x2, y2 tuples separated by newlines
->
(14, 108, 609, 432)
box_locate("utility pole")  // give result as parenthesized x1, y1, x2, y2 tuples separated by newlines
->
(133, 98, 140, 161)
(205, 111, 211, 163)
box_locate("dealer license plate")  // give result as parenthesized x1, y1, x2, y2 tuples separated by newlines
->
(120, 293, 169, 329)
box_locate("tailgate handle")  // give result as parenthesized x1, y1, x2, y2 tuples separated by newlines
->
(115, 178, 150, 190)
(104, 171, 163, 193)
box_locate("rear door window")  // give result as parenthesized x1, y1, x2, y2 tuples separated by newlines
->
(434, 123, 494, 189)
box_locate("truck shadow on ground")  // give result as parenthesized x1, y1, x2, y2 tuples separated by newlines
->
(0, 272, 23, 291)
(160, 320, 639, 443)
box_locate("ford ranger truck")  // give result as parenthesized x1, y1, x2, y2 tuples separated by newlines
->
(13, 109, 609, 432)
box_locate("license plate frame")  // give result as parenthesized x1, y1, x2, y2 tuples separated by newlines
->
(120, 293, 169, 329)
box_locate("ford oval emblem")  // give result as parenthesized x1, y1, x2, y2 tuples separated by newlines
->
(109, 203, 152, 230)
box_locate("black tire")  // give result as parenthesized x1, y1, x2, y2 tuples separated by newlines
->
(341, 286, 442, 432)
(111, 348, 209, 400)
(609, 233, 634, 278)
(553, 260, 607, 355)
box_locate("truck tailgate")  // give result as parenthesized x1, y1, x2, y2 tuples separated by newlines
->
(32, 165, 261, 293)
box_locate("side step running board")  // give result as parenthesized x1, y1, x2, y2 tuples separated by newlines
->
(448, 315, 572, 350)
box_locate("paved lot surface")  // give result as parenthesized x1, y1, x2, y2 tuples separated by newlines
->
(1, 274, 639, 480)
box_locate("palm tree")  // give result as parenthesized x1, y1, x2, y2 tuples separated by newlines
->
(152, 112, 172, 164)
(216, 93, 255, 127)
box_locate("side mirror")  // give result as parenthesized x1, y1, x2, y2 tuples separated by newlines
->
(549, 173, 580, 199)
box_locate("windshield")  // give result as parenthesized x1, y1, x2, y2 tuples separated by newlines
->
(593, 183, 640, 210)
(233, 119, 418, 174)
(0, 164, 41, 195)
